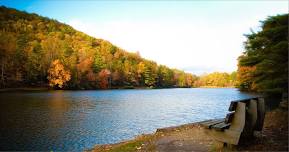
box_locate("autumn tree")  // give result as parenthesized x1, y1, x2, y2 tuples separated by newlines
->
(41, 35, 64, 74)
(144, 61, 157, 87)
(98, 69, 111, 89)
(0, 31, 16, 88)
(137, 62, 145, 86)
(157, 65, 174, 87)
(47, 59, 71, 88)
(236, 64, 256, 91)
(93, 52, 105, 73)
(26, 40, 43, 82)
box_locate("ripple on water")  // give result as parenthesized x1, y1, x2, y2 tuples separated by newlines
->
(0, 88, 257, 151)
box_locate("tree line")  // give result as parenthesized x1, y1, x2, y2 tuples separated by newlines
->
(0, 6, 240, 90)
(236, 14, 288, 95)
(0, 6, 199, 89)
(194, 72, 236, 87)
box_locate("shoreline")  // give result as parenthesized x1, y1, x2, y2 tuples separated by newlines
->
(0, 87, 49, 92)
(88, 100, 288, 152)
(199, 85, 235, 88)
(0, 86, 236, 92)
(88, 121, 211, 152)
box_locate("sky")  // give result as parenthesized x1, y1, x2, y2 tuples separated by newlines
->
(0, 0, 287, 75)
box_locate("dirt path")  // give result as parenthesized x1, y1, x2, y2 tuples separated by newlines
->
(154, 124, 213, 152)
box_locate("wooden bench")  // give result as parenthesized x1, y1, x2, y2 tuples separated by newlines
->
(199, 97, 265, 146)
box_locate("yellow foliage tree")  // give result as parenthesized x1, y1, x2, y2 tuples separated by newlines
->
(47, 59, 71, 88)
(137, 62, 145, 78)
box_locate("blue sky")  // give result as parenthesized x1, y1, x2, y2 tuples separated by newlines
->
(0, 0, 287, 75)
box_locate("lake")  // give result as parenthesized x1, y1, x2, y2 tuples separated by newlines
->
(0, 88, 256, 151)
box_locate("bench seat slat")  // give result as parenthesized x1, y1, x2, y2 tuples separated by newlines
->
(200, 118, 225, 129)
(198, 119, 213, 124)
(199, 118, 222, 125)
(201, 118, 224, 125)
(211, 122, 231, 131)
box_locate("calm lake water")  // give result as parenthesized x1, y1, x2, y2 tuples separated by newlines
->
(0, 88, 256, 151)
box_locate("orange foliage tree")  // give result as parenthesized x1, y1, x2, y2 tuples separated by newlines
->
(47, 59, 71, 88)
(236, 65, 256, 91)
(98, 69, 111, 89)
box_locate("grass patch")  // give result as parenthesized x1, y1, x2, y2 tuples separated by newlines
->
(108, 140, 143, 152)
(91, 134, 155, 152)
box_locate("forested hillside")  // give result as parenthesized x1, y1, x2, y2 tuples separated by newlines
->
(194, 72, 236, 87)
(0, 6, 199, 89)
(236, 14, 288, 94)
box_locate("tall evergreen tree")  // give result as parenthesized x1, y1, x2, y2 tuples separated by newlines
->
(237, 14, 288, 94)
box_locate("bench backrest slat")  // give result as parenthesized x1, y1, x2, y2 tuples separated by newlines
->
(229, 102, 246, 132)
(228, 101, 238, 111)
(233, 97, 259, 103)
(225, 112, 235, 123)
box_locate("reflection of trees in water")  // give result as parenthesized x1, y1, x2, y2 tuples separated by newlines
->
(0, 91, 74, 150)
(47, 90, 71, 128)
(47, 91, 97, 129)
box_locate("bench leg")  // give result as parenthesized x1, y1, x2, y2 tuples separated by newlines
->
(211, 140, 225, 151)
(225, 143, 236, 149)
(211, 140, 236, 151)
